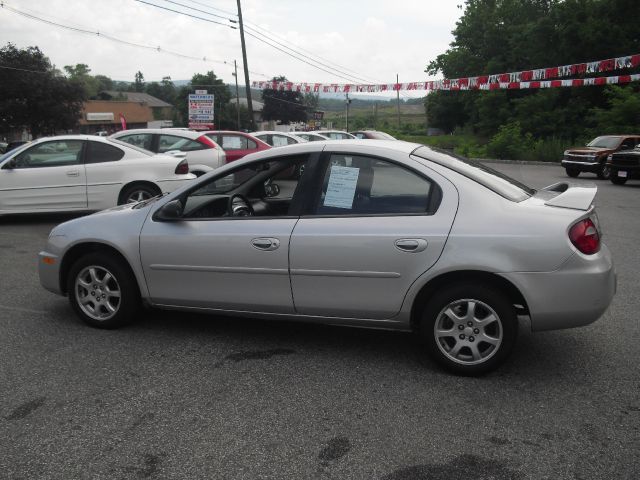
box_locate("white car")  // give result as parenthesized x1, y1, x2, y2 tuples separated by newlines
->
(317, 130, 357, 140)
(110, 128, 226, 176)
(251, 131, 307, 147)
(295, 132, 330, 142)
(0, 135, 195, 214)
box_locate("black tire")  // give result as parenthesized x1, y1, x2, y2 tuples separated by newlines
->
(610, 174, 628, 185)
(420, 284, 518, 376)
(597, 164, 611, 180)
(565, 167, 580, 178)
(67, 252, 140, 329)
(118, 184, 161, 205)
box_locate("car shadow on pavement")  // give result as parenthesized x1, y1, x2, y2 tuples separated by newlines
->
(115, 307, 603, 384)
(0, 212, 90, 225)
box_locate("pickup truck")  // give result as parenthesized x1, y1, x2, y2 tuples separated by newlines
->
(561, 135, 640, 179)
(607, 146, 640, 185)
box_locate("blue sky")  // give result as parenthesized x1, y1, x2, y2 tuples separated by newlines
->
(1, 0, 463, 97)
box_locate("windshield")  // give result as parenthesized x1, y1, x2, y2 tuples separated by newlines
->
(586, 136, 621, 149)
(412, 146, 535, 202)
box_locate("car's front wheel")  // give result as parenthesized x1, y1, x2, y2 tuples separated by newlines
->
(420, 284, 518, 375)
(67, 253, 139, 328)
(597, 164, 611, 180)
(610, 173, 628, 185)
(565, 167, 580, 178)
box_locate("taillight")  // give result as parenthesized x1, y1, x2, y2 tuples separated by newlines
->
(569, 217, 600, 254)
(175, 159, 189, 175)
(197, 135, 217, 149)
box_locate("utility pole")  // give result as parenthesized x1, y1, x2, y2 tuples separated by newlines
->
(345, 93, 351, 131)
(396, 73, 401, 129)
(233, 60, 240, 130)
(236, 0, 255, 131)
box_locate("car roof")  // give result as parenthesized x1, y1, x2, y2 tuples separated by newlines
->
(252, 131, 300, 136)
(110, 128, 203, 139)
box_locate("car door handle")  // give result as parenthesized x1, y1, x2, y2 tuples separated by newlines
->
(251, 237, 280, 251)
(395, 238, 428, 253)
(66, 170, 80, 177)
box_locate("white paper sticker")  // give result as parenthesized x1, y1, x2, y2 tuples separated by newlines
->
(323, 166, 359, 209)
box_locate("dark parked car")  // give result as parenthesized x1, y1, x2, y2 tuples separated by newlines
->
(5, 140, 29, 153)
(350, 130, 396, 140)
(607, 146, 640, 185)
(561, 135, 640, 179)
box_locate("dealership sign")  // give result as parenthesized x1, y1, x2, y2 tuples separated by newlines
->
(188, 93, 214, 130)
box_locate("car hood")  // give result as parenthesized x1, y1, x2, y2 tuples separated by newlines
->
(566, 147, 611, 154)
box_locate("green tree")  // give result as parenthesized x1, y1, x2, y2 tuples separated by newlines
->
(134, 71, 145, 92)
(64, 63, 99, 98)
(145, 76, 176, 104)
(0, 43, 85, 137)
(174, 71, 234, 128)
(261, 76, 307, 124)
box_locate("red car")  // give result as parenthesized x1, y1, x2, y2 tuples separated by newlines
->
(204, 131, 270, 163)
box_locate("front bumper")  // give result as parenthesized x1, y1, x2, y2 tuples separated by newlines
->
(501, 244, 615, 332)
(561, 159, 599, 172)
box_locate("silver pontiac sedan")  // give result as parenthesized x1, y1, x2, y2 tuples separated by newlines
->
(39, 140, 616, 375)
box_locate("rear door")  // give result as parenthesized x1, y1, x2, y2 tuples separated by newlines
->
(0, 139, 87, 212)
(289, 149, 458, 319)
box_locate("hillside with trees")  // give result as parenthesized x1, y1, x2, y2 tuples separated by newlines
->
(421, 0, 640, 160)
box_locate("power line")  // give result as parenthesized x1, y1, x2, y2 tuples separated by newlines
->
(181, 0, 237, 19)
(0, 64, 55, 75)
(154, 0, 234, 21)
(133, 0, 236, 28)
(0, 3, 236, 67)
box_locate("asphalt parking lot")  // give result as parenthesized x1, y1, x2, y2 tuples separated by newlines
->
(1, 163, 638, 480)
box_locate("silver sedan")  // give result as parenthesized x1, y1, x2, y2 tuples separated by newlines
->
(39, 140, 616, 375)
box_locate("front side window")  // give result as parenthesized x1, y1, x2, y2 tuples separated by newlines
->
(12, 140, 83, 168)
(313, 154, 439, 216)
(117, 133, 153, 151)
(158, 135, 203, 153)
(86, 141, 125, 163)
(180, 155, 310, 219)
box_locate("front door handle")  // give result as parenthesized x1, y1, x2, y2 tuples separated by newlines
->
(251, 237, 280, 251)
(66, 170, 80, 177)
(395, 238, 428, 253)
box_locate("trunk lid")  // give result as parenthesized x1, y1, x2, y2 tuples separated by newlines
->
(537, 182, 597, 211)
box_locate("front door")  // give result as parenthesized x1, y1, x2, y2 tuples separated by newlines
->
(289, 151, 458, 319)
(0, 139, 87, 212)
(140, 153, 314, 313)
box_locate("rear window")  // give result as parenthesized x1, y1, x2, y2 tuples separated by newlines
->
(412, 146, 535, 202)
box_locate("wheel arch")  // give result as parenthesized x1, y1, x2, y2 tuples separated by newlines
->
(118, 181, 161, 204)
(59, 242, 141, 297)
(409, 270, 529, 331)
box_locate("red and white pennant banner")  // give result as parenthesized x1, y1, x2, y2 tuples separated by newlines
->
(252, 53, 640, 93)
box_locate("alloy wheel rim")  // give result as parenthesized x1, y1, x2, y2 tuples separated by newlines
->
(127, 190, 152, 203)
(75, 266, 121, 321)
(434, 298, 503, 365)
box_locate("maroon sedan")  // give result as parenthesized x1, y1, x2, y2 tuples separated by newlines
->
(204, 131, 271, 163)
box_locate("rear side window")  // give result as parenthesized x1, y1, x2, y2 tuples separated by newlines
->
(86, 141, 125, 163)
(313, 154, 441, 216)
(412, 146, 535, 202)
(158, 134, 204, 152)
(218, 135, 256, 150)
(117, 133, 153, 151)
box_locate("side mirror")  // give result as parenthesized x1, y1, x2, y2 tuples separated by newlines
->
(155, 199, 184, 221)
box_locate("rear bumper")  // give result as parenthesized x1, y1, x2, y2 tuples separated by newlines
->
(501, 244, 615, 332)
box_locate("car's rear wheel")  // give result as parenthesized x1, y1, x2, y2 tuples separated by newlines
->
(420, 284, 518, 375)
(565, 167, 580, 178)
(67, 253, 139, 329)
(119, 184, 160, 205)
(597, 164, 611, 180)
(610, 173, 628, 185)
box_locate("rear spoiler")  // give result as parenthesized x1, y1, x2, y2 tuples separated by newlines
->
(542, 182, 597, 211)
